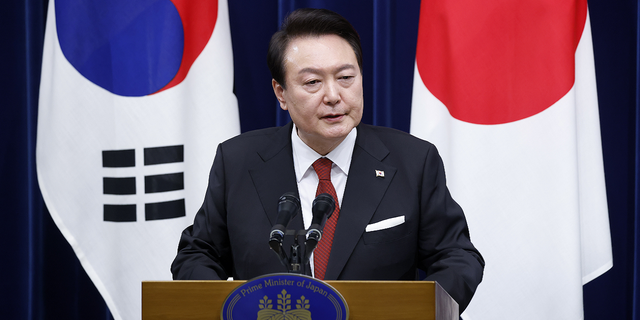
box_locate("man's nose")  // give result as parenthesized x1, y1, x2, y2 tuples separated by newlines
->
(323, 80, 340, 105)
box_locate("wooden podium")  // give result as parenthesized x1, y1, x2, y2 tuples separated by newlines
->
(142, 280, 458, 319)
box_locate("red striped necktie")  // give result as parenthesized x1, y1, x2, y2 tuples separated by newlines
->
(312, 157, 340, 280)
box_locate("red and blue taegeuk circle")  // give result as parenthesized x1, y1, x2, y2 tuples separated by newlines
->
(55, 0, 218, 97)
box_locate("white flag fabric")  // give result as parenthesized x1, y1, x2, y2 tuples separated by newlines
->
(36, 0, 239, 319)
(410, 1, 612, 319)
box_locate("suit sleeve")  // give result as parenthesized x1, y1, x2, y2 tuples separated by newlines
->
(171, 144, 232, 280)
(418, 144, 485, 312)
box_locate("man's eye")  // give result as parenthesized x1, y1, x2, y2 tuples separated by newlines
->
(306, 80, 318, 85)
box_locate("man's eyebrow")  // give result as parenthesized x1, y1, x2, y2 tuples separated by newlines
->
(298, 64, 356, 75)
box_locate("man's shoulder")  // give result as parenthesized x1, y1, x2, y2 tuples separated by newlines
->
(222, 125, 290, 147)
(358, 123, 435, 149)
(357, 124, 443, 170)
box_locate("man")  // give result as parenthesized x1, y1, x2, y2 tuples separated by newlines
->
(171, 8, 484, 312)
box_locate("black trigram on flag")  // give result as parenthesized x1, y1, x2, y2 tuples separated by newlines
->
(102, 145, 186, 222)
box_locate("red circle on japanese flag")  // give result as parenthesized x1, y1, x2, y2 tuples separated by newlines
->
(416, 0, 587, 125)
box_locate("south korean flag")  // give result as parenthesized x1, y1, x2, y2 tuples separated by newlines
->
(36, 0, 239, 319)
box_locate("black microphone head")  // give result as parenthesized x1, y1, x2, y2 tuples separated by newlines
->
(311, 193, 335, 226)
(275, 192, 300, 227)
(279, 192, 301, 208)
(304, 193, 335, 262)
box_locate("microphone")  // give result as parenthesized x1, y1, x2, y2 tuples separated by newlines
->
(308, 193, 335, 238)
(304, 193, 335, 262)
(269, 192, 301, 253)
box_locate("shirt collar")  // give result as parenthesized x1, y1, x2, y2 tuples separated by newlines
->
(291, 124, 357, 182)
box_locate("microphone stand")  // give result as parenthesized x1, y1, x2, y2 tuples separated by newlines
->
(289, 230, 303, 273)
(270, 229, 310, 275)
(269, 192, 333, 276)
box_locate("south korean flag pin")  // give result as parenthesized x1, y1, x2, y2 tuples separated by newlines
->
(375, 170, 385, 178)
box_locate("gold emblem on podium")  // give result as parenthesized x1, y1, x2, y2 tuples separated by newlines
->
(257, 289, 312, 320)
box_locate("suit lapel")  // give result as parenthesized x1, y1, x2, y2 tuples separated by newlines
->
(324, 124, 396, 279)
(248, 122, 303, 232)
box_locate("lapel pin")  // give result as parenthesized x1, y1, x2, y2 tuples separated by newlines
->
(375, 170, 385, 178)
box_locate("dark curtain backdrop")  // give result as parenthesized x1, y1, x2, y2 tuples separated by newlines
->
(1, 0, 637, 319)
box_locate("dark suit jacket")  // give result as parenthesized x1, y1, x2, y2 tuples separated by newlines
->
(171, 122, 484, 311)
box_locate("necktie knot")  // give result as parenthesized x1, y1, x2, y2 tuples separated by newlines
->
(312, 158, 332, 181)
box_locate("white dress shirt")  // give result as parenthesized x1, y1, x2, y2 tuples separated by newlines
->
(291, 124, 357, 275)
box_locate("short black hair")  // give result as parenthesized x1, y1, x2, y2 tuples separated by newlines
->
(267, 8, 363, 89)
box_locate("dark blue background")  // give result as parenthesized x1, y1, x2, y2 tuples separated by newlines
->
(1, 0, 637, 319)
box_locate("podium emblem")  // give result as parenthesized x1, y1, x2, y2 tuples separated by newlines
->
(256, 289, 311, 320)
(222, 274, 348, 320)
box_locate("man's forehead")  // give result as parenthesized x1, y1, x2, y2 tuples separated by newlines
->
(283, 35, 358, 75)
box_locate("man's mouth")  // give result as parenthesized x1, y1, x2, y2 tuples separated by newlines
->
(323, 113, 344, 119)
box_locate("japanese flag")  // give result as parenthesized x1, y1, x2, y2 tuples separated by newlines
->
(410, 0, 612, 319)
(36, 0, 239, 319)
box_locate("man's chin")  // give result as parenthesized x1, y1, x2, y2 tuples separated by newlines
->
(322, 123, 356, 138)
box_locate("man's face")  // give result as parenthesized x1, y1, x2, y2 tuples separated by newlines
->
(273, 34, 364, 155)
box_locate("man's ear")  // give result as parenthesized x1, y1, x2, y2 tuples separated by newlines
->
(272, 79, 287, 110)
